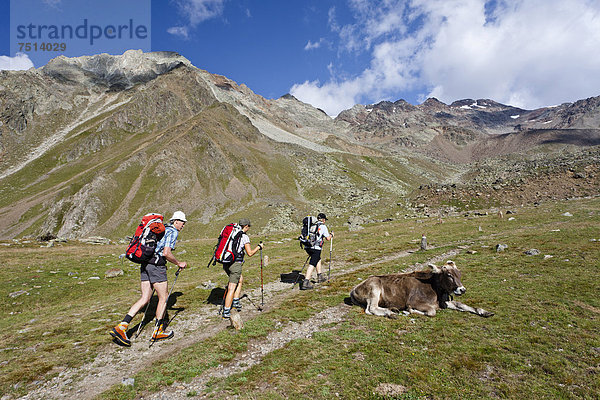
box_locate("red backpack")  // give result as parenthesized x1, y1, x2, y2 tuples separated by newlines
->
(214, 223, 243, 264)
(126, 213, 166, 264)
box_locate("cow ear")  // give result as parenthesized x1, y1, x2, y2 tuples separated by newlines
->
(428, 263, 441, 273)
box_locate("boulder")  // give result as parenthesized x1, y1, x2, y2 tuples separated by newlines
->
(374, 383, 408, 397)
(230, 313, 243, 330)
(79, 237, 111, 245)
(496, 244, 508, 252)
(9, 290, 29, 298)
(105, 268, 124, 278)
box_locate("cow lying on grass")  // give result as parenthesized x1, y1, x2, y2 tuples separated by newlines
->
(350, 261, 494, 318)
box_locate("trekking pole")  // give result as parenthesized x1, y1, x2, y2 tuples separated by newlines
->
(292, 255, 310, 289)
(240, 293, 263, 311)
(328, 235, 333, 281)
(163, 268, 182, 326)
(134, 288, 155, 339)
(149, 268, 182, 347)
(260, 245, 264, 306)
(206, 254, 215, 268)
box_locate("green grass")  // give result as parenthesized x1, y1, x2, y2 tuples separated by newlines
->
(1, 198, 599, 399)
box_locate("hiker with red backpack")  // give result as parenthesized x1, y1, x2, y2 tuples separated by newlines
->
(300, 213, 333, 290)
(110, 211, 188, 346)
(217, 218, 263, 320)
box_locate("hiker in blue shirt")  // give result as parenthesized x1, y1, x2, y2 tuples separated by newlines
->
(110, 211, 188, 346)
(300, 213, 333, 290)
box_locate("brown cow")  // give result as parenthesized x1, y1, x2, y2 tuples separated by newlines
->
(350, 261, 494, 318)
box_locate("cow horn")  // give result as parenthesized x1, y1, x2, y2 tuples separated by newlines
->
(428, 263, 441, 273)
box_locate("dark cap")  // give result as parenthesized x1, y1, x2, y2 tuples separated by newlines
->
(239, 218, 251, 227)
(317, 213, 327, 220)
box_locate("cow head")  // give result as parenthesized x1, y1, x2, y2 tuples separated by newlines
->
(432, 261, 466, 296)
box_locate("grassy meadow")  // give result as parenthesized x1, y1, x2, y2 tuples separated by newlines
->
(1, 198, 599, 399)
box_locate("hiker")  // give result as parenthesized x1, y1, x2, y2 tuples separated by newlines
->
(300, 213, 333, 290)
(221, 218, 263, 319)
(110, 211, 188, 346)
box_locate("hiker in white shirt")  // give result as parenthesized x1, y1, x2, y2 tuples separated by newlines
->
(300, 213, 333, 290)
(221, 218, 263, 319)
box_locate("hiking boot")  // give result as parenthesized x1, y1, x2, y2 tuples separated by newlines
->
(150, 326, 174, 342)
(317, 273, 327, 283)
(232, 298, 242, 312)
(300, 279, 314, 290)
(110, 322, 131, 347)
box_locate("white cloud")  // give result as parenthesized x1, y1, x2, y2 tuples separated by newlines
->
(292, 0, 600, 115)
(176, 0, 224, 26)
(169, 0, 225, 39)
(304, 38, 324, 51)
(291, 78, 364, 116)
(417, 0, 600, 109)
(327, 7, 339, 32)
(0, 53, 35, 71)
(167, 26, 189, 39)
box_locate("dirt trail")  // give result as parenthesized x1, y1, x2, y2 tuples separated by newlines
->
(148, 303, 352, 400)
(17, 247, 460, 400)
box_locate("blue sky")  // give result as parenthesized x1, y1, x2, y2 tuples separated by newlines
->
(2, 0, 600, 116)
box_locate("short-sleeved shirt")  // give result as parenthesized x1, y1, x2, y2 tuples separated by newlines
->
(155, 225, 178, 257)
(312, 223, 329, 250)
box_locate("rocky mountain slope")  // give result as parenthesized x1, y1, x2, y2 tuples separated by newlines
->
(0, 50, 598, 240)
(337, 97, 600, 151)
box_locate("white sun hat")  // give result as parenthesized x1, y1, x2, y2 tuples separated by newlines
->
(170, 211, 187, 222)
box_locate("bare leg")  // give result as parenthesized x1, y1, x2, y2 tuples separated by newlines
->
(224, 281, 238, 309)
(153, 281, 169, 321)
(233, 275, 243, 298)
(315, 260, 322, 274)
(305, 264, 315, 281)
(126, 280, 153, 318)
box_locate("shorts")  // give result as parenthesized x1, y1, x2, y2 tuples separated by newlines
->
(305, 248, 322, 266)
(223, 261, 243, 284)
(140, 262, 168, 284)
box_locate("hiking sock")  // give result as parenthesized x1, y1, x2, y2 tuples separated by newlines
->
(232, 298, 242, 311)
(122, 314, 133, 324)
(222, 307, 231, 319)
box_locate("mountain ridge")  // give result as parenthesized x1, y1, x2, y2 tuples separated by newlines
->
(0, 51, 598, 240)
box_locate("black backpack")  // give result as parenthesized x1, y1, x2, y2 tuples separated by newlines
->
(298, 216, 321, 248)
